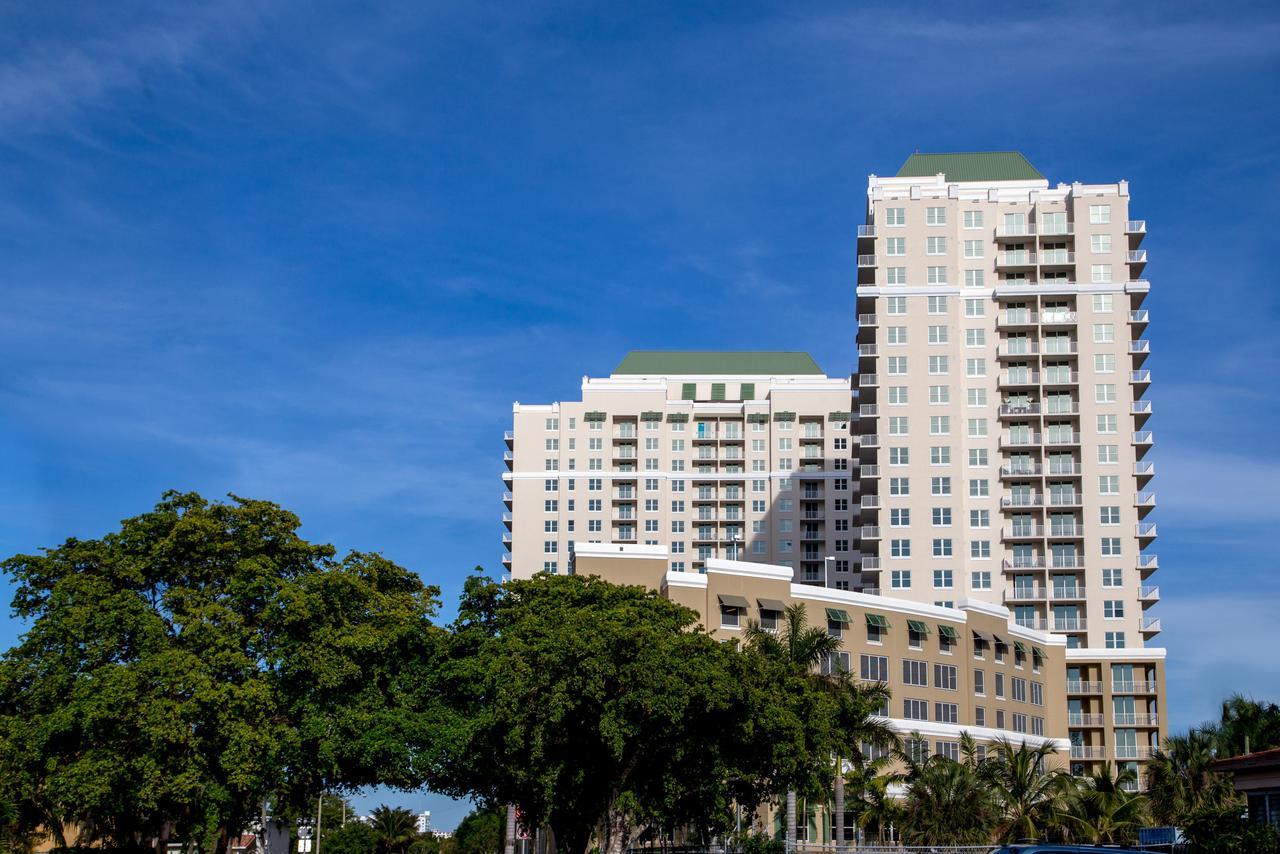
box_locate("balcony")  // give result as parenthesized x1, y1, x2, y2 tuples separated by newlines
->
(1000, 493, 1044, 508)
(1047, 463, 1084, 476)
(1004, 525, 1045, 539)
(1126, 220, 1147, 235)
(997, 251, 1038, 268)
(996, 223, 1037, 238)
(1052, 617, 1087, 632)
(1133, 430, 1154, 447)
(1051, 586, 1086, 602)
(1138, 553, 1159, 573)
(1041, 371, 1081, 387)
(502, 512, 513, 529)
(1000, 402, 1041, 417)
(503, 450, 514, 468)
(857, 254, 876, 268)
(1071, 745, 1106, 759)
(1132, 400, 1153, 421)
(860, 464, 881, 478)
(861, 556, 881, 571)
(1114, 746, 1155, 761)
(1114, 713, 1160, 727)
(999, 371, 1041, 387)
(501, 470, 513, 483)
(1047, 524, 1085, 537)
(1134, 460, 1156, 480)
(998, 310, 1039, 328)
(1069, 713, 1105, 727)
(1142, 617, 1162, 635)
(1039, 250, 1075, 267)
(1128, 309, 1149, 327)
(1067, 680, 1104, 695)
(1127, 250, 1148, 264)
(1047, 492, 1084, 508)
(860, 495, 881, 509)
(998, 342, 1040, 359)
(1004, 587, 1048, 603)
(501, 553, 512, 567)
(1129, 339, 1151, 356)
(859, 434, 881, 448)
(1003, 557, 1047, 570)
(1114, 680, 1160, 694)
(1135, 491, 1157, 508)
(1040, 222, 1074, 237)
(857, 224, 876, 239)
(1130, 370, 1151, 386)
(1140, 585, 1160, 602)
(1044, 432, 1082, 447)
(1001, 433, 1043, 449)
(859, 374, 879, 388)
(858, 343, 877, 358)
(1137, 521, 1158, 540)
(502, 532, 512, 547)
(1016, 617, 1049, 631)
(1039, 311, 1079, 326)
(1001, 463, 1043, 478)
(860, 525, 881, 539)
(504, 430, 515, 447)
(502, 491, 513, 507)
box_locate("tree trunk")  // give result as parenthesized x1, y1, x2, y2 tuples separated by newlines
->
(785, 790, 796, 852)
(833, 759, 844, 853)
(601, 803, 632, 854)
(505, 806, 517, 854)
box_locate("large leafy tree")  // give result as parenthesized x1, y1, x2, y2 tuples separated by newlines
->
(428, 574, 827, 854)
(452, 808, 503, 854)
(0, 492, 443, 853)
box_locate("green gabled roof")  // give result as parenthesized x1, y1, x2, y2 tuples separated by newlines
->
(614, 351, 824, 376)
(896, 151, 1043, 182)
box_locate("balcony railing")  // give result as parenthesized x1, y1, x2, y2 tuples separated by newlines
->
(1126, 220, 1147, 234)
(859, 374, 879, 387)
(998, 311, 1039, 326)
(1136, 491, 1157, 507)
(1042, 371, 1081, 384)
(1000, 403, 1041, 416)
(1127, 250, 1148, 263)
(1131, 370, 1151, 384)
(1044, 432, 1082, 446)
(858, 344, 877, 357)
(1134, 461, 1156, 477)
(1005, 525, 1045, 538)
(1138, 554, 1159, 571)
(1001, 434, 1043, 448)
(861, 556, 881, 570)
(1140, 585, 1160, 600)
(857, 254, 876, 268)
(1053, 617, 1087, 632)
(1000, 372, 1041, 386)
(1133, 430, 1154, 445)
(1005, 587, 1048, 602)
(857, 224, 876, 238)
(859, 434, 881, 448)
(860, 465, 880, 477)
(1115, 746, 1155, 761)
(1069, 713, 1105, 727)
(1114, 680, 1159, 694)
(1002, 464, 1042, 477)
(1071, 745, 1106, 759)
(1138, 522, 1158, 538)
(860, 496, 881, 509)
(1047, 463, 1083, 475)
(996, 223, 1037, 237)
(860, 526, 881, 539)
(1051, 586, 1085, 601)
(1067, 680, 1103, 694)
(858, 313, 878, 326)
(1129, 340, 1151, 355)
(1040, 311, 1078, 325)
(1039, 250, 1075, 265)
(1003, 557, 1047, 569)
(1129, 309, 1149, 324)
(1016, 617, 1049, 631)
(1114, 713, 1160, 727)
(1001, 493, 1044, 507)
(1142, 617, 1162, 633)
(1047, 492, 1084, 507)
(1132, 400, 1153, 416)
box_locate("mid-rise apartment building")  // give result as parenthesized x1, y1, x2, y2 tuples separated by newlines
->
(854, 151, 1162, 782)
(505, 351, 858, 583)
(504, 151, 1165, 789)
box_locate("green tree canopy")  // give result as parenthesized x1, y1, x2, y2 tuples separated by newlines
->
(427, 573, 837, 854)
(452, 808, 503, 854)
(0, 492, 443, 853)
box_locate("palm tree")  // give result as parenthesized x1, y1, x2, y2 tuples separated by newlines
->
(844, 755, 903, 845)
(981, 738, 1072, 842)
(1063, 762, 1148, 844)
(828, 677, 896, 849)
(744, 603, 839, 850)
(369, 805, 418, 854)
(898, 753, 998, 845)
(1145, 729, 1237, 826)
(1215, 694, 1280, 757)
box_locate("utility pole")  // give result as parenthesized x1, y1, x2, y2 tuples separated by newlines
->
(316, 795, 322, 854)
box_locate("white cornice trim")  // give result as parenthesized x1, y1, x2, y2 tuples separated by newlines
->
(1066, 647, 1167, 662)
(873, 716, 1069, 751)
(573, 542, 667, 560)
(791, 586, 963, 622)
(662, 571, 708, 589)
(705, 558, 794, 581)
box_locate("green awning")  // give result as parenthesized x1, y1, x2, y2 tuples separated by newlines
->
(681, 382, 697, 400)
(825, 608, 851, 624)
(584, 411, 607, 422)
(865, 613, 890, 629)
(773, 411, 796, 421)
(718, 593, 750, 609)
(937, 625, 960, 641)
(711, 382, 726, 401)
(907, 619, 930, 635)
(828, 411, 852, 421)
(757, 598, 786, 612)
(1013, 641, 1028, 655)
(746, 413, 770, 423)
(740, 382, 755, 401)
(666, 413, 689, 423)
(640, 411, 663, 421)
(1033, 646, 1046, 660)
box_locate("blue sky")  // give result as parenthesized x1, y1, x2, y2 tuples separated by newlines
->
(2, 0, 1279, 828)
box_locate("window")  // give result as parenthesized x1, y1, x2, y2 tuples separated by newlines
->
(1100, 475, 1120, 495)
(928, 324, 949, 344)
(889, 447, 909, 465)
(967, 387, 988, 406)
(975, 706, 986, 726)
(890, 477, 909, 496)
(1098, 414, 1118, 434)
(933, 569, 954, 588)
(928, 355, 949, 374)
(887, 296, 907, 314)
(932, 537, 953, 557)
(995, 672, 1005, 698)
(969, 478, 989, 497)
(1104, 600, 1125, 619)
(926, 206, 946, 225)
(1103, 567, 1123, 587)
(1095, 353, 1116, 373)
(885, 267, 905, 286)
(890, 539, 911, 558)
(930, 446, 951, 465)
(543, 540, 558, 553)
(1102, 537, 1122, 556)
(969, 448, 989, 467)
(719, 604, 741, 628)
(928, 295, 948, 314)
(968, 418, 989, 438)
(888, 386, 908, 404)
(971, 540, 991, 559)
(887, 325, 907, 344)
(1098, 444, 1119, 464)
(889, 416, 909, 435)
(928, 385, 950, 405)
(966, 328, 986, 346)
(935, 704, 959, 725)
(1092, 293, 1114, 312)
(964, 240, 984, 258)
(888, 356, 908, 375)
(903, 659, 928, 686)
(964, 210, 983, 229)
(965, 358, 987, 377)
(886, 207, 905, 226)
(1012, 677, 1027, 702)
(1105, 631, 1126, 649)
(1031, 682, 1044, 706)
(964, 298, 985, 317)
(970, 509, 990, 527)
(886, 237, 905, 256)
(926, 236, 946, 255)
(974, 668, 986, 695)
(903, 698, 928, 721)
(929, 415, 950, 435)
(860, 654, 889, 681)
(931, 476, 952, 496)
(890, 508, 910, 527)
(965, 269, 985, 288)
(1096, 384, 1117, 403)
(1089, 204, 1112, 224)
(891, 570, 911, 589)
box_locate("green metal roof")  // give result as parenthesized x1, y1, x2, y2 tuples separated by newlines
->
(895, 151, 1043, 182)
(614, 351, 824, 376)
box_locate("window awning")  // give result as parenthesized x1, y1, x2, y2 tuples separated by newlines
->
(907, 619, 931, 635)
(718, 593, 750, 609)
(828, 411, 852, 421)
(584, 411, 607, 421)
(773, 411, 796, 421)
(938, 625, 960, 641)
(1033, 646, 1047, 660)
(972, 629, 993, 643)
(711, 382, 726, 401)
(1014, 641, 1028, 655)
(640, 411, 664, 421)
(825, 607, 851, 624)
(865, 613, 890, 629)
(666, 413, 689, 423)
(757, 598, 786, 612)
(746, 413, 770, 423)
(681, 383, 697, 400)
(992, 634, 1006, 647)
(740, 383, 756, 401)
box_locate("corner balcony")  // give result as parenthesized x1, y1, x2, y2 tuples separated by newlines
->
(1132, 399, 1153, 426)
(1137, 522, 1158, 543)
(502, 512, 513, 530)
(1128, 309, 1150, 331)
(1134, 460, 1156, 483)
(859, 464, 881, 478)
(1126, 220, 1147, 236)
(860, 525, 881, 540)
(858, 343, 877, 357)
(859, 374, 879, 388)
(503, 450, 514, 470)
(502, 491, 513, 508)
(1067, 680, 1104, 695)
(1071, 746, 1106, 760)
(857, 224, 876, 240)
(1004, 587, 1048, 603)
(1142, 617, 1162, 636)
(1129, 339, 1151, 366)
(501, 553, 512, 568)
(1138, 553, 1159, 575)
(504, 430, 514, 448)
(1133, 430, 1154, 448)
(857, 254, 877, 268)
(859, 434, 881, 448)
(859, 404, 878, 418)
(1135, 491, 1157, 512)
(1130, 369, 1151, 387)
(1140, 585, 1161, 603)
(858, 313, 878, 327)
(502, 532, 512, 548)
